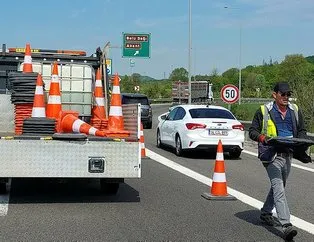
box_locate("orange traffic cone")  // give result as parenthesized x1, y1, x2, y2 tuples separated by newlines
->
(202, 140, 236, 200)
(90, 68, 108, 130)
(60, 112, 106, 137)
(46, 62, 62, 119)
(92, 68, 106, 119)
(140, 123, 146, 158)
(105, 73, 129, 138)
(23, 43, 33, 73)
(31, 73, 46, 117)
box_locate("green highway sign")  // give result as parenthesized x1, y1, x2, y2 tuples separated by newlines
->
(122, 33, 151, 58)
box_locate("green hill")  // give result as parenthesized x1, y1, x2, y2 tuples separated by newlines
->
(140, 75, 156, 81)
(306, 55, 314, 64)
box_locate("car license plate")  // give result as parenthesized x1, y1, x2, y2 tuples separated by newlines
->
(209, 130, 228, 136)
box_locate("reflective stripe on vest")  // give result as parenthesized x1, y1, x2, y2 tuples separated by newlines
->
(260, 103, 298, 137)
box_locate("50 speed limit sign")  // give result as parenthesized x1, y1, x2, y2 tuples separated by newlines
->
(220, 84, 239, 104)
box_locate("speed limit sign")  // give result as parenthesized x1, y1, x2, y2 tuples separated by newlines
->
(221, 84, 239, 104)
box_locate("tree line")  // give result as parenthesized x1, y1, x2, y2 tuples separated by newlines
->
(119, 54, 314, 130)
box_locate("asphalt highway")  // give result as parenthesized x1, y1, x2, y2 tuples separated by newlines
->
(0, 104, 313, 241)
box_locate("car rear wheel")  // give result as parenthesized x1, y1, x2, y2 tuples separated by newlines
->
(157, 130, 163, 148)
(175, 135, 183, 156)
(229, 149, 242, 159)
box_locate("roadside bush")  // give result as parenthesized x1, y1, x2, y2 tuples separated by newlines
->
(231, 103, 260, 121)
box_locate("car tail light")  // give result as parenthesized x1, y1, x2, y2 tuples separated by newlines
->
(186, 123, 207, 130)
(232, 124, 244, 131)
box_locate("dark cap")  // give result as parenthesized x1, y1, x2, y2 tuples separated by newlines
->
(273, 82, 292, 93)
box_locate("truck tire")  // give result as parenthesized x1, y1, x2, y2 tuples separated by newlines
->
(0, 183, 7, 194)
(100, 178, 123, 195)
(146, 121, 152, 129)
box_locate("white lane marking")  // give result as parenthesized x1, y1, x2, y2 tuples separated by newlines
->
(146, 149, 314, 234)
(0, 195, 9, 216)
(0, 181, 10, 216)
(242, 150, 314, 173)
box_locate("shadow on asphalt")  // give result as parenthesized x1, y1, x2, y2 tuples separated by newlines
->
(8, 178, 140, 204)
(159, 146, 242, 160)
(234, 209, 292, 241)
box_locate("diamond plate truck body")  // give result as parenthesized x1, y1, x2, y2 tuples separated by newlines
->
(0, 44, 142, 194)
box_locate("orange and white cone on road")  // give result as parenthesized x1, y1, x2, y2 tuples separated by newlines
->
(105, 73, 129, 138)
(22, 43, 33, 73)
(202, 140, 236, 200)
(46, 62, 62, 119)
(60, 112, 106, 137)
(140, 123, 146, 158)
(31, 73, 46, 117)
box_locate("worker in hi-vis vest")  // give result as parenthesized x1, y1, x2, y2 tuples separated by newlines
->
(249, 82, 309, 241)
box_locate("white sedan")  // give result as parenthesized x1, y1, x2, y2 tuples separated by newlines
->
(156, 105, 245, 158)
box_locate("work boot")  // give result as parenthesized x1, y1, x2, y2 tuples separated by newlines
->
(283, 223, 297, 241)
(260, 212, 275, 226)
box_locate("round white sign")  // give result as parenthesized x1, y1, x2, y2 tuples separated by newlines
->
(220, 84, 239, 104)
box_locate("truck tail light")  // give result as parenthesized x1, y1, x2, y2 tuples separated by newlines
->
(186, 123, 207, 130)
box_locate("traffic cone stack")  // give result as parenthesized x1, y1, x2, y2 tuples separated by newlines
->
(104, 73, 130, 138)
(140, 123, 146, 158)
(7, 43, 134, 138)
(59, 110, 106, 137)
(20, 73, 55, 136)
(31, 73, 46, 117)
(90, 68, 108, 130)
(46, 62, 62, 129)
(9, 44, 37, 134)
(14, 104, 33, 135)
(22, 43, 33, 73)
(202, 140, 236, 200)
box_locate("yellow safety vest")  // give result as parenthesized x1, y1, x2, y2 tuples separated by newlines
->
(260, 103, 298, 137)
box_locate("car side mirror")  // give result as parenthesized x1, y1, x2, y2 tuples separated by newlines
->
(161, 114, 168, 120)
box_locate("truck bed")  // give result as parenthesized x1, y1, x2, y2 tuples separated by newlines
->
(0, 93, 141, 178)
(0, 137, 140, 178)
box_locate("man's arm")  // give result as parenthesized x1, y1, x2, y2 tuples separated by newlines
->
(249, 108, 264, 142)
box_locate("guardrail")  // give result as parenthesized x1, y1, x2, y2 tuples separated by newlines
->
(150, 97, 274, 104)
(150, 98, 172, 104)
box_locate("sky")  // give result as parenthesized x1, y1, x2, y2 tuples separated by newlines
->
(2, 0, 314, 79)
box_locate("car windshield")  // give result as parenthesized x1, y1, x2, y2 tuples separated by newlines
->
(122, 96, 149, 105)
(189, 108, 235, 119)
